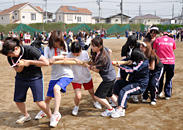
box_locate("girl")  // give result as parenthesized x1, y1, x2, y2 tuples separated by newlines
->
(143, 25, 159, 46)
(89, 37, 116, 117)
(153, 32, 176, 100)
(35, 30, 74, 128)
(140, 42, 164, 105)
(119, 35, 140, 102)
(0, 37, 52, 124)
(65, 42, 102, 116)
(111, 48, 149, 118)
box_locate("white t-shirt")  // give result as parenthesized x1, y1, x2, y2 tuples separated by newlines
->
(44, 44, 74, 80)
(66, 50, 92, 84)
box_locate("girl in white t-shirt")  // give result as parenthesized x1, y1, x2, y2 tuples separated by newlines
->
(65, 42, 102, 116)
(35, 30, 74, 128)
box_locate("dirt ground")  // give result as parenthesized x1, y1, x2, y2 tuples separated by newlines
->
(0, 39, 183, 130)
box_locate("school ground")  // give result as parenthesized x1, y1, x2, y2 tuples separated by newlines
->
(0, 39, 182, 130)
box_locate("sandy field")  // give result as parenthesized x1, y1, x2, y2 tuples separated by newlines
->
(0, 39, 183, 130)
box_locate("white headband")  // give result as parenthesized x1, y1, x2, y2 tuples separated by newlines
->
(150, 27, 159, 31)
(141, 42, 147, 47)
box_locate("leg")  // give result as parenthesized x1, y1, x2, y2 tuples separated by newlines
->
(36, 101, 52, 118)
(94, 96, 112, 110)
(88, 88, 95, 101)
(158, 67, 165, 95)
(110, 94, 118, 106)
(164, 64, 174, 98)
(15, 102, 29, 116)
(74, 88, 82, 106)
(53, 84, 61, 114)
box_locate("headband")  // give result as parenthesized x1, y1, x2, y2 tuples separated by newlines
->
(150, 27, 159, 31)
(141, 42, 147, 47)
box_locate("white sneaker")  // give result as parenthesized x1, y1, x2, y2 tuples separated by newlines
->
(16, 114, 31, 124)
(150, 101, 156, 105)
(158, 92, 164, 98)
(50, 113, 61, 128)
(142, 99, 147, 103)
(165, 97, 170, 100)
(101, 108, 115, 117)
(72, 106, 79, 116)
(132, 95, 139, 102)
(111, 109, 125, 118)
(94, 101, 102, 109)
(35, 110, 47, 120)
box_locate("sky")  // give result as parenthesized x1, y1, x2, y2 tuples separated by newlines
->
(0, 0, 182, 19)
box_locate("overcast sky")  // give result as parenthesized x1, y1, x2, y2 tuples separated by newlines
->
(0, 0, 182, 19)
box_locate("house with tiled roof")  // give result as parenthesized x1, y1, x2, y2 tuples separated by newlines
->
(55, 6, 92, 24)
(131, 14, 161, 26)
(0, 2, 43, 25)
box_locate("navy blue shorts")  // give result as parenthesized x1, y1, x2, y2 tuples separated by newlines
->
(14, 76, 44, 102)
(47, 77, 73, 98)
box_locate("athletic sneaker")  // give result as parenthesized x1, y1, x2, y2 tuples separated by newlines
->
(158, 92, 164, 98)
(35, 110, 47, 120)
(111, 109, 125, 118)
(132, 95, 139, 102)
(16, 114, 31, 124)
(72, 106, 79, 116)
(94, 101, 102, 109)
(50, 113, 61, 128)
(165, 97, 170, 100)
(150, 101, 156, 105)
(101, 108, 115, 117)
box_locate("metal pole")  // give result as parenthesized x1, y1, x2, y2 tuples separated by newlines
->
(97, 0, 102, 23)
(44, 0, 47, 23)
(172, 4, 174, 19)
(182, 0, 183, 24)
(121, 0, 123, 24)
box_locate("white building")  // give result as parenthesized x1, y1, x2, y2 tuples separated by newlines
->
(55, 6, 92, 24)
(0, 2, 43, 25)
(131, 14, 161, 26)
(105, 13, 131, 24)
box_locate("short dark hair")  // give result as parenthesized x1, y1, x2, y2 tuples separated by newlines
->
(71, 41, 81, 53)
(0, 37, 20, 55)
(131, 48, 147, 63)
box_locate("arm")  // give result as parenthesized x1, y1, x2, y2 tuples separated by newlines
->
(149, 60, 155, 70)
(90, 65, 100, 73)
(19, 55, 49, 67)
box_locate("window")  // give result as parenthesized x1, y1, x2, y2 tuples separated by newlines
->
(59, 15, 61, 20)
(116, 19, 118, 22)
(77, 17, 81, 22)
(75, 16, 76, 19)
(148, 20, 150, 22)
(22, 16, 25, 18)
(12, 16, 14, 19)
(67, 14, 73, 21)
(31, 14, 36, 20)
(15, 13, 17, 15)
(1, 17, 3, 20)
(157, 20, 160, 22)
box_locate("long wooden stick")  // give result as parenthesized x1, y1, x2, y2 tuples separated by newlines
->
(53, 60, 130, 65)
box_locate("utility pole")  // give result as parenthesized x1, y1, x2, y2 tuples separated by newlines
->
(97, 0, 102, 23)
(182, 0, 183, 24)
(44, 0, 47, 23)
(172, 4, 174, 19)
(120, 0, 123, 24)
(139, 5, 141, 24)
(155, 10, 156, 16)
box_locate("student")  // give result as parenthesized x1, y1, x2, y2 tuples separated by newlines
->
(111, 48, 149, 118)
(153, 32, 176, 100)
(88, 37, 116, 117)
(119, 35, 140, 102)
(0, 37, 52, 124)
(140, 42, 164, 105)
(65, 42, 102, 116)
(143, 25, 159, 46)
(35, 30, 74, 127)
(30, 35, 45, 55)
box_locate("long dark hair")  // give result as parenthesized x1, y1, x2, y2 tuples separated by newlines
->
(131, 48, 147, 63)
(121, 35, 138, 57)
(144, 25, 159, 41)
(91, 37, 109, 68)
(0, 37, 20, 55)
(48, 30, 66, 52)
